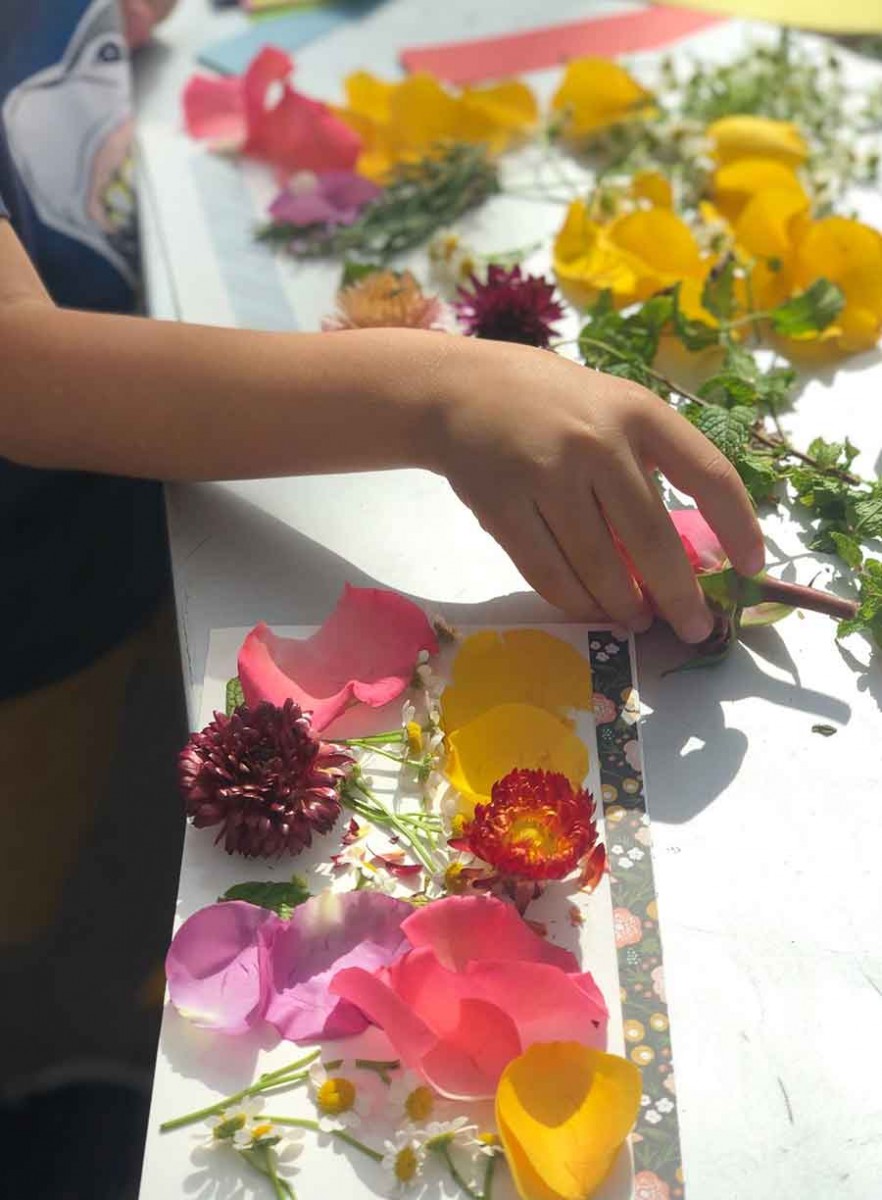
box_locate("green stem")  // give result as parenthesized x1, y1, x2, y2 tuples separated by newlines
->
(440, 1144, 484, 1200)
(349, 742, 423, 770)
(342, 783, 440, 874)
(482, 1152, 497, 1200)
(338, 731, 402, 746)
(268, 1117, 384, 1163)
(159, 1051, 320, 1133)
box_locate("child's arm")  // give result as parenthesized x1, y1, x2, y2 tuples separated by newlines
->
(0, 220, 763, 642)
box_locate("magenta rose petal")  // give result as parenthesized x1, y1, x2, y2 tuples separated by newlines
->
(264, 891, 413, 1043)
(238, 585, 439, 731)
(165, 901, 281, 1035)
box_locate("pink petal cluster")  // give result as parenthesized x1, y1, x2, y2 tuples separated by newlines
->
(268, 171, 380, 229)
(183, 47, 361, 174)
(238, 585, 439, 732)
(331, 895, 608, 1100)
(165, 892, 412, 1040)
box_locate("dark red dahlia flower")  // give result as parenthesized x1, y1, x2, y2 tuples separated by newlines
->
(453, 265, 564, 348)
(178, 699, 353, 858)
(461, 768, 599, 881)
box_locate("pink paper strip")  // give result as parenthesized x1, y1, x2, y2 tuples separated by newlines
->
(400, 6, 725, 85)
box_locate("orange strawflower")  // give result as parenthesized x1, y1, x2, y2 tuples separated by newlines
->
(458, 768, 599, 881)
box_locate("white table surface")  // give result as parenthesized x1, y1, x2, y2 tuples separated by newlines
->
(134, 3, 882, 1197)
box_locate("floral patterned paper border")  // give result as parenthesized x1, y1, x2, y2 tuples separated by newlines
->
(589, 631, 685, 1200)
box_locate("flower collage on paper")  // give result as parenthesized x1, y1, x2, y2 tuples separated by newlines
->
(160, 586, 685, 1198)
(183, 33, 882, 653)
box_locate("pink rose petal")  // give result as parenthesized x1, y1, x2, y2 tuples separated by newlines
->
(264, 890, 412, 1042)
(669, 509, 727, 573)
(238, 585, 439, 732)
(402, 893, 578, 973)
(240, 47, 361, 174)
(165, 901, 281, 1035)
(183, 48, 362, 174)
(330, 895, 609, 1100)
(183, 74, 246, 145)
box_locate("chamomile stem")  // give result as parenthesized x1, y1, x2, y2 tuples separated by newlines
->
(267, 1117, 384, 1163)
(440, 1145, 484, 1200)
(482, 1153, 497, 1200)
(159, 1052, 320, 1133)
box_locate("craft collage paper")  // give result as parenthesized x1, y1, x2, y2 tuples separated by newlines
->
(144, 616, 683, 1200)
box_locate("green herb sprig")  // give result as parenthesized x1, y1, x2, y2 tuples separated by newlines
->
(258, 143, 499, 263)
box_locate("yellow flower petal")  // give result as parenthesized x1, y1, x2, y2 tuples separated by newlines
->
(445, 703, 589, 819)
(338, 70, 537, 179)
(496, 1043, 642, 1200)
(712, 157, 807, 224)
(552, 58, 654, 140)
(460, 80, 539, 149)
(441, 629, 592, 733)
(792, 216, 882, 350)
(553, 201, 639, 308)
(343, 71, 396, 124)
(609, 207, 705, 286)
(631, 169, 673, 208)
(707, 115, 808, 167)
(734, 187, 810, 260)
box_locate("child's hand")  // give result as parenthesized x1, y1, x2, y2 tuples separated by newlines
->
(426, 337, 765, 644)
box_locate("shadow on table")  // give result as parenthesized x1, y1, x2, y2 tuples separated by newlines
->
(171, 486, 856, 829)
(636, 621, 852, 825)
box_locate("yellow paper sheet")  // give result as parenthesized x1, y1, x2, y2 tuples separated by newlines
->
(665, 0, 882, 34)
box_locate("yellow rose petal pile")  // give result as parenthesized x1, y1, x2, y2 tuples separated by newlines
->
(337, 71, 538, 181)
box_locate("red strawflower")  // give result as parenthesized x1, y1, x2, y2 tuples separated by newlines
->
(453, 265, 564, 348)
(460, 768, 599, 881)
(178, 699, 353, 858)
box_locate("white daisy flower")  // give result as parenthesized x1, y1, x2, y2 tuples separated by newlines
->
(462, 1129, 504, 1158)
(308, 1061, 368, 1131)
(381, 1131, 426, 1193)
(205, 1096, 265, 1147)
(422, 1116, 475, 1149)
(388, 1072, 438, 1125)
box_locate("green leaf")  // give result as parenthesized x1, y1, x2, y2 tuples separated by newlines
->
(754, 365, 797, 412)
(578, 291, 670, 373)
(770, 278, 844, 336)
(340, 260, 383, 287)
(693, 404, 753, 461)
(806, 436, 857, 471)
(740, 601, 794, 627)
(811, 723, 838, 736)
(850, 483, 882, 538)
(700, 256, 737, 321)
(830, 531, 864, 568)
(737, 451, 780, 503)
(697, 568, 765, 608)
(697, 371, 760, 409)
(671, 284, 720, 350)
(226, 676, 245, 716)
(837, 558, 882, 645)
(220, 877, 311, 920)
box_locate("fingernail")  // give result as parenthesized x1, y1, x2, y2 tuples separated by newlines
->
(630, 611, 654, 634)
(681, 607, 715, 644)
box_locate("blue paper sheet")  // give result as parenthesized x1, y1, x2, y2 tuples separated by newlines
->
(198, 0, 383, 75)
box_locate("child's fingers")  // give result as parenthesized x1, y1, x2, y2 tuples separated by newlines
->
(598, 459, 714, 643)
(641, 403, 766, 576)
(537, 487, 653, 631)
(476, 497, 609, 621)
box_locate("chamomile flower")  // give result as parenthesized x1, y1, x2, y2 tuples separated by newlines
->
(468, 1130, 505, 1158)
(388, 1072, 438, 1125)
(381, 1130, 426, 1194)
(204, 1096, 266, 1148)
(422, 1116, 475, 1149)
(308, 1061, 367, 1131)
